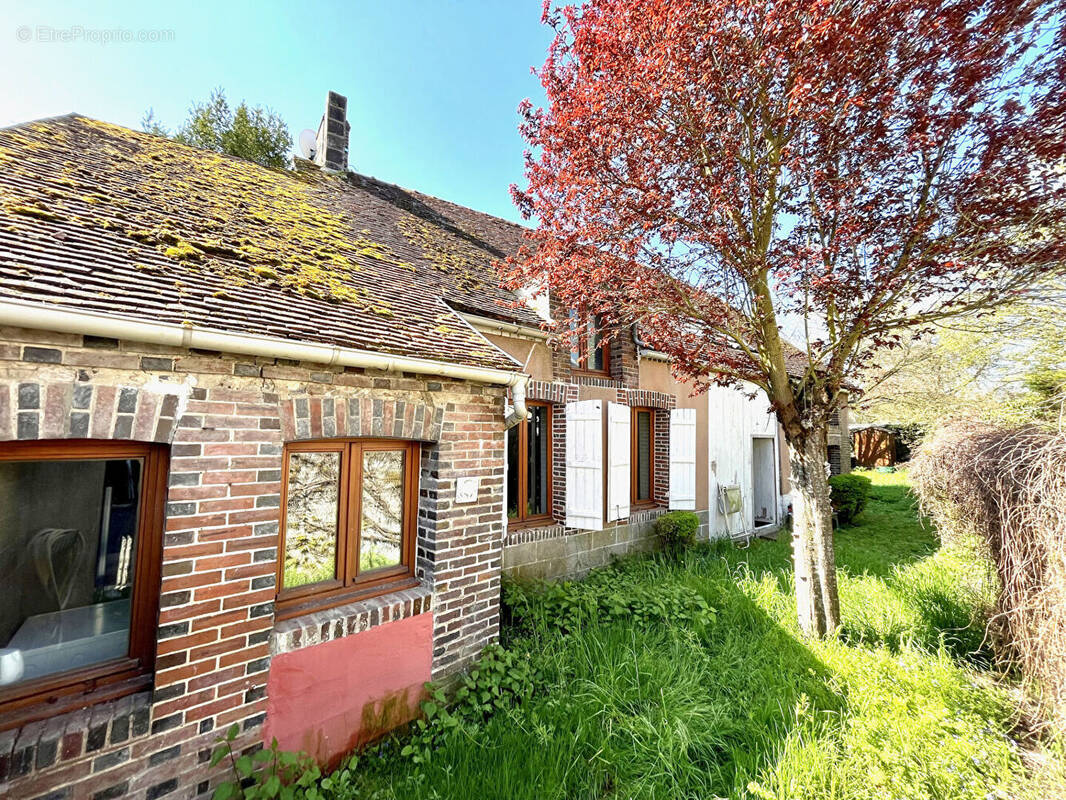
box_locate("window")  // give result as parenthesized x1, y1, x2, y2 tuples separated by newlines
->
(506, 402, 553, 526)
(568, 311, 611, 375)
(0, 440, 166, 729)
(631, 408, 655, 505)
(277, 439, 419, 618)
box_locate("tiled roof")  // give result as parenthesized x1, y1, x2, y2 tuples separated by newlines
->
(0, 114, 538, 373)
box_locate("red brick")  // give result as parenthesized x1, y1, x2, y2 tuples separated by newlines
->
(196, 553, 251, 571)
(161, 570, 224, 592)
(159, 598, 221, 624)
(202, 469, 258, 484)
(153, 687, 216, 719)
(156, 628, 219, 656)
(194, 580, 251, 602)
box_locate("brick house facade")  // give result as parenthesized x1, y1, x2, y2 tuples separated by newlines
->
(0, 94, 533, 799)
(0, 327, 508, 799)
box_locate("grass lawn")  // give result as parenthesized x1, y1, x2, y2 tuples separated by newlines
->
(334, 471, 1064, 800)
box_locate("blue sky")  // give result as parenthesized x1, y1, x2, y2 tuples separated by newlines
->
(0, 1, 552, 223)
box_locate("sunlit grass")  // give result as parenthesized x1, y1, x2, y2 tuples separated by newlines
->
(330, 470, 1061, 800)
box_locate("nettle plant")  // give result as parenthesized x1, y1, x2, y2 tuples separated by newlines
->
(506, 0, 1066, 637)
(210, 725, 331, 800)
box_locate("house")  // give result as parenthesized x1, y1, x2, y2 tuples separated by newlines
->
(0, 92, 535, 799)
(0, 89, 847, 799)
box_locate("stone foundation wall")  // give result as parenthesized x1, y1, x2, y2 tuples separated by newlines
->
(503, 509, 712, 581)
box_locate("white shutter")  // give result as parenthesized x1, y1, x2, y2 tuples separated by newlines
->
(606, 402, 631, 522)
(669, 407, 697, 510)
(565, 399, 604, 530)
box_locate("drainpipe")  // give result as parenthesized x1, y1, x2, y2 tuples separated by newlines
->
(0, 299, 531, 393)
(503, 377, 528, 429)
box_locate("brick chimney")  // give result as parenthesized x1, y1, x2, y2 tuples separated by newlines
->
(314, 91, 350, 172)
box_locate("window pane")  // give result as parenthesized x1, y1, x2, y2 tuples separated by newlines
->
(590, 316, 606, 371)
(506, 426, 520, 520)
(568, 309, 581, 367)
(360, 450, 405, 572)
(526, 406, 550, 517)
(636, 411, 652, 501)
(0, 458, 141, 686)
(283, 451, 340, 589)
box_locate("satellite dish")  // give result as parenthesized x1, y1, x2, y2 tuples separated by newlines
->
(298, 129, 317, 159)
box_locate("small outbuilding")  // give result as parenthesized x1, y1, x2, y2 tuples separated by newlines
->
(851, 424, 900, 468)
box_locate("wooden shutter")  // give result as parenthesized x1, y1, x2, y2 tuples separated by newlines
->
(669, 408, 697, 510)
(606, 402, 630, 521)
(565, 399, 604, 530)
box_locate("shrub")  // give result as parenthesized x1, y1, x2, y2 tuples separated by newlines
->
(503, 566, 715, 634)
(401, 643, 540, 763)
(829, 473, 871, 525)
(654, 510, 701, 552)
(912, 422, 1066, 733)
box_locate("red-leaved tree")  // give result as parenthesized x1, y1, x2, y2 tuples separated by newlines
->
(506, 0, 1066, 636)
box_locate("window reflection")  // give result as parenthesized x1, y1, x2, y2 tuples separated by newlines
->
(283, 451, 340, 589)
(360, 450, 404, 572)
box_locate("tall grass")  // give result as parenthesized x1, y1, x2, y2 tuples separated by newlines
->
(336, 471, 1059, 800)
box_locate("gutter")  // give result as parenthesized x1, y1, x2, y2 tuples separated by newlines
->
(0, 299, 531, 395)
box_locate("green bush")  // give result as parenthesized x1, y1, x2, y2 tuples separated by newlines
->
(829, 473, 871, 525)
(503, 567, 715, 634)
(654, 510, 701, 552)
(401, 643, 540, 764)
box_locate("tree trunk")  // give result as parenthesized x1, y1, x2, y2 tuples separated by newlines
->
(787, 431, 840, 637)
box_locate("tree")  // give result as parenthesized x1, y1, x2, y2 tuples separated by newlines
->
(140, 88, 292, 168)
(507, 0, 1066, 637)
(860, 280, 1066, 428)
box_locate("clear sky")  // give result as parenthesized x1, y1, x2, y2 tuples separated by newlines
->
(0, 1, 552, 223)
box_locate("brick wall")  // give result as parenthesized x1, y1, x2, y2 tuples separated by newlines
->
(0, 326, 506, 800)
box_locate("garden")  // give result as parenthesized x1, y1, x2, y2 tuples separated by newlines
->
(218, 470, 1065, 799)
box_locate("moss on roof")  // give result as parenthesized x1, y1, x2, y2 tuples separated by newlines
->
(0, 114, 533, 371)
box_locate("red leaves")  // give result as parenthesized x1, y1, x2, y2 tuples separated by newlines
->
(506, 0, 1066, 416)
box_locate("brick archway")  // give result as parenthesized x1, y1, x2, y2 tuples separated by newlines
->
(0, 378, 189, 443)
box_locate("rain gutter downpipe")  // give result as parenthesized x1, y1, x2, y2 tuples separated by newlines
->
(0, 300, 530, 420)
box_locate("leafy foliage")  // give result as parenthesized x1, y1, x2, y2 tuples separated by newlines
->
(829, 473, 872, 525)
(858, 281, 1066, 429)
(654, 510, 701, 554)
(210, 725, 325, 800)
(503, 565, 716, 634)
(400, 644, 540, 764)
(142, 88, 292, 168)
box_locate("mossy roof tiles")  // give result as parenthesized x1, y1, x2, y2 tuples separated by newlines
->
(0, 114, 539, 373)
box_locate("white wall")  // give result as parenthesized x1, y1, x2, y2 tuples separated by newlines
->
(706, 383, 782, 538)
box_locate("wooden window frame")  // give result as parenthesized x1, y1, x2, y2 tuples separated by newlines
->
(507, 401, 554, 529)
(631, 407, 656, 507)
(0, 439, 167, 732)
(276, 439, 420, 621)
(569, 312, 611, 377)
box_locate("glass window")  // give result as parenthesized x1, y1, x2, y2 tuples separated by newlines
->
(0, 440, 165, 722)
(589, 317, 607, 372)
(567, 310, 610, 374)
(506, 402, 553, 525)
(568, 309, 582, 368)
(633, 408, 653, 503)
(360, 450, 404, 572)
(282, 450, 341, 589)
(278, 440, 419, 617)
